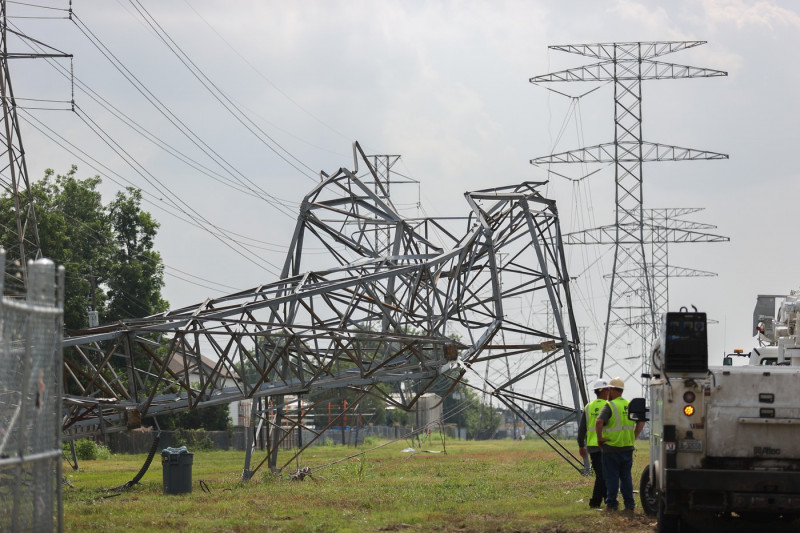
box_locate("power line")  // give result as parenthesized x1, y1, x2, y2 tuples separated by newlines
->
(181, 0, 353, 150)
(126, 0, 319, 181)
(74, 105, 284, 275)
(69, 13, 303, 224)
(8, 19, 302, 219)
(20, 110, 318, 261)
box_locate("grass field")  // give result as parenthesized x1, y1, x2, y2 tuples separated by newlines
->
(63, 437, 657, 532)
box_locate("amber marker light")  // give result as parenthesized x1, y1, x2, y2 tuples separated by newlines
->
(683, 405, 695, 416)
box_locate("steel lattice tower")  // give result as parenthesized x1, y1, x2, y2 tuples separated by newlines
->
(0, 0, 70, 292)
(366, 153, 401, 256)
(531, 41, 727, 383)
(643, 208, 727, 317)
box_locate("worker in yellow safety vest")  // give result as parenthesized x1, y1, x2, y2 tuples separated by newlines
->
(577, 378, 610, 508)
(594, 377, 645, 512)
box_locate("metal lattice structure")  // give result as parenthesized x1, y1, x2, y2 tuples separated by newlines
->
(530, 41, 727, 384)
(564, 207, 729, 318)
(0, 253, 65, 532)
(62, 142, 588, 476)
(643, 208, 727, 318)
(0, 1, 70, 293)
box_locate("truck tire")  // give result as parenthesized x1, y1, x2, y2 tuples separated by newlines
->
(639, 467, 658, 517)
(657, 497, 680, 533)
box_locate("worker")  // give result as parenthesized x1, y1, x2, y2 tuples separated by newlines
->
(594, 376, 645, 512)
(577, 377, 610, 508)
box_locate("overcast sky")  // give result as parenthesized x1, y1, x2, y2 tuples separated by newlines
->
(9, 0, 800, 392)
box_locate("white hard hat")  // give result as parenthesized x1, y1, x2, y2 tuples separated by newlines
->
(591, 378, 609, 391)
(609, 377, 625, 390)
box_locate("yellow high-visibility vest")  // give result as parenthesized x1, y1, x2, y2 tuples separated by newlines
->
(584, 398, 608, 447)
(602, 397, 635, 447)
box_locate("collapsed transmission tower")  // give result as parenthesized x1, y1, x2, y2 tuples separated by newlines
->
(530, 41, 727, 384)
(62, 142, 589, 477)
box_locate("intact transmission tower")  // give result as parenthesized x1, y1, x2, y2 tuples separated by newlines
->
(0, 0, 71, 292)
(530, 41, 727, 383)
(365, 153, 402, 256)
(642, 207, 727, 318)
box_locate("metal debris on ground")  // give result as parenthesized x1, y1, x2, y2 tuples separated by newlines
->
(289, 466, 314, 481)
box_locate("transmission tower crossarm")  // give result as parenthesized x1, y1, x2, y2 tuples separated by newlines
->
(565, 224, 729, 245)
(4, 26, 72, 59)
(531, 142, 727, 166)
(656, 227, 729, 243)
(530, 59, 725, 84)
(612, 265, 719, 278)
(651, 220, 717, 231)
(645, 207, 704, 218)
(640, 142, 728, 161)
(641, 60, 727, 80)
(666, 265, 718, 277)
(564, 225, 617, 245)
(547, 41, 707, 60)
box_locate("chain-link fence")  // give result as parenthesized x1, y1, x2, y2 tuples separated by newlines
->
(0, 254, 65, 533)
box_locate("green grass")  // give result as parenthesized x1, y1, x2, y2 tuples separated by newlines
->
(63, 439, 657, 532)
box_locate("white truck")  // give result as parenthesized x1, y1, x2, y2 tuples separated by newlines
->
(633, 295, 800, 532)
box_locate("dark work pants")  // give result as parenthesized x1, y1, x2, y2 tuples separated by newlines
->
(602, 449, 635, 510)
(589, 450, 606, 507)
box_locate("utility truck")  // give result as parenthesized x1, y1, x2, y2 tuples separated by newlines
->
(632, 293, 800, 532)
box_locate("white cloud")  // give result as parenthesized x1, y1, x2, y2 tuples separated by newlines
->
(699, 0, 800, 30)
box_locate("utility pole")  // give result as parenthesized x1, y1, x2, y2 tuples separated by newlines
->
(531, 41, 727, 388)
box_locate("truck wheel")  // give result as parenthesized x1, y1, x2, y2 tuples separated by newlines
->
(639, 467, 658, 517)
(657, 497, 680, 533)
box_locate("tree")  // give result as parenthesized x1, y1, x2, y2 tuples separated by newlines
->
(0, 166, 168, 328)
(106, 187, 168, 321)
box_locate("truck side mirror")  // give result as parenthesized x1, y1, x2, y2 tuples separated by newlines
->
(628, 397, 649, 422)
(723, 356, 733, 366)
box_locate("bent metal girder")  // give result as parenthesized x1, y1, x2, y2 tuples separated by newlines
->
(61, 142, 588, 476)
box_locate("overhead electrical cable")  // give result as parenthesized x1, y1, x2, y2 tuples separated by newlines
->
(21, 108, 346, 260)
(165, 264, 239, 292)
(75, 105, 283, 275)
(68, 13, 303, 220)
(10, 20, 301, 221)
(14, 15, 285, 274)
(0, 200, 228, 311)
(54, 208, 241, 296)
(8, 1, 69, 12)
(181, 0, 353, 149)
(19, 109, 291, 255)
(126, 0, 319, 182)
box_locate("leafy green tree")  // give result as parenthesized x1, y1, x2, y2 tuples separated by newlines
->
(0, 167, 167, 329)
(106, 187, 168, 321)
(0, 167, 109, 327)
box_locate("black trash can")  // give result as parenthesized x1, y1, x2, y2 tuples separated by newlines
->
(161, 446, 193, 494)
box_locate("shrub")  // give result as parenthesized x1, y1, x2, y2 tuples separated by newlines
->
(172, 428, 215, 451)
(63, 439, 111, 460)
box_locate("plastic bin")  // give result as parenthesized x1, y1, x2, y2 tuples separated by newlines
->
(161, 446, 193, 494)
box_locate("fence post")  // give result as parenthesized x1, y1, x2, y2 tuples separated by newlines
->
(0, 255, 65, 533)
